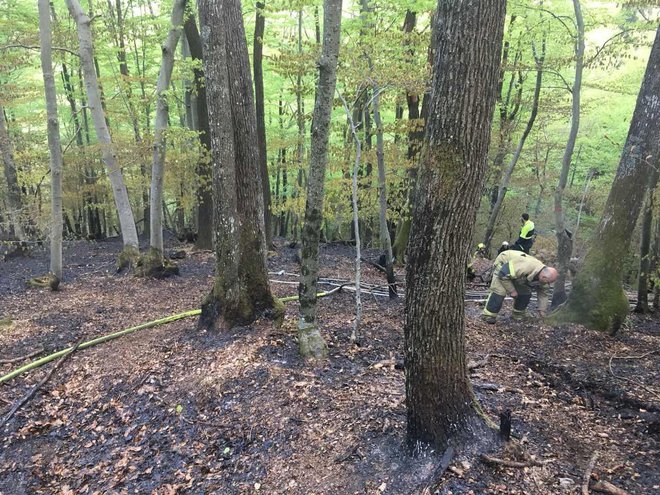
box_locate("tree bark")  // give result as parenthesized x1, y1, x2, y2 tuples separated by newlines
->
(38, 0, 64, 280)
(0, 104, 24, 240)
(405, 0, 505, 452)
(198, 0, 282, 330)
(297, 0, 343, 359)
(183, 16, 213, 251)
(254, 1, 272, 248)
(635, 170, 658, 313)
(372, 87, 396, 298)
(148, 0, 187, 263)
(65, 0, 139, 256)
(555, 25, 660, 333)
(483, 37, 545, 251)
(552, 0, 584, 307)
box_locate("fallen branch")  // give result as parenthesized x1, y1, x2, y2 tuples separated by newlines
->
(583, 452, 599, 495)
(591, 480, 629, 495)
(480, 454, 546, 468)
(468, 354, 490, 370)
(0, 348, 45, 365)
(473, 382, 524, 394)
(1, 337, 84, 429)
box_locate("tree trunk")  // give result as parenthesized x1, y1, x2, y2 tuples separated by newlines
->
(483, 37, 545, 251)
(405, 0, 505, 452)
(298, 0, 342, 359)
(198, 0, 282, 330)
(552, 0, 584, 307)
(182, 16, 214, 251)
(372, 87, 396, 298)
(555, 25, 660, 333)
(254, 1, 272, 248)
(635, 171, 658, 313)
(38, 0, 64, 281)
(0, 104, 25, 240)
(65, 0, 139, 258)
(148, 0, 187, 266)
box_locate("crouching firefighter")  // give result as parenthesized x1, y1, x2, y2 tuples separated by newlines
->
(481, 251, 558, 324)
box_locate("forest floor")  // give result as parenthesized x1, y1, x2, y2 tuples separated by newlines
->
(0, 237, 658, 495)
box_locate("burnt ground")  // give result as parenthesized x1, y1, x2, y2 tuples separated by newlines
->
(0, 238, 657, 494)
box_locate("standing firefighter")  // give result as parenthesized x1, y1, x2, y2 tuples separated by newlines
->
(513, 213, 536, 254)
(482, 250, 558, 323)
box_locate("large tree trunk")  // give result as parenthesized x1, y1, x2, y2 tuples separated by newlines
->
(254, 1, 272, 248)
(198, 0, 282, 330)
(405, 0, 505, 452)
(147, 0, 187, 268)
(0, 104, 25, 240)
(483, 37, 545, 251)
(297, 0, 343, 359)
(555, 25, 660, 333)
(552, 0, 584, 306)
(38, 0, 64, 281)
(65, 0, 139, 259)
(183, 16, 213, 251)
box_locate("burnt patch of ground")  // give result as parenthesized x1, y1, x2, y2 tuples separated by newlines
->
(0, 238, 657, 494)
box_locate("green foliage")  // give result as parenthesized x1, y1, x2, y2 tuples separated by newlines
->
(0, 0, 655, 262)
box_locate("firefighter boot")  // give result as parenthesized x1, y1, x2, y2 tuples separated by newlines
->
(482, 293, 505, 324)
(512, 293, 532, 321)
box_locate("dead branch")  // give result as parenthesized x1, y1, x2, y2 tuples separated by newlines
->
(480, 454, 546, 468)
(473, 382, 524, 394)
(1, 337, 84, 429)
(0, 347, 45, 365)
(591, 480, 629, 495)
(583, 452, 599, 495)
(468, 354, 490, 371)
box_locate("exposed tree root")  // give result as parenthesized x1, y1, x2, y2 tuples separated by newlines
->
(27, 273, 60, 291)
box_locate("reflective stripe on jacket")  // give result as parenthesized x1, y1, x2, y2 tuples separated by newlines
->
(492, 250, 549, 311)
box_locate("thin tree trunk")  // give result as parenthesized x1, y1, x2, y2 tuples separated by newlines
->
(635, 171, 658, 313)
(574, 167, 595, 244)
(65, 0, 139, 257)
(556, 25, 660, 332)
(148, 0, 187, 265)
(298, 0, 343, 359)
(39, 0, 64, 280)
(372, 86, 396, 298)
(405, 0, 505, 452)
(552, 0, 584, 307)
(183, 16, 213, 251)
(0, 105, 25, 240)
(254, 1, 272, 248)
(483, 37, 545, 251)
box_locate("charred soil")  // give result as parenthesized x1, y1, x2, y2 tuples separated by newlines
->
(0, 239, 657, 494)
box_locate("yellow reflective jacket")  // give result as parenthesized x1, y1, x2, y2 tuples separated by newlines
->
(520, 219, 536, 240)
(493, 251, 549, 311)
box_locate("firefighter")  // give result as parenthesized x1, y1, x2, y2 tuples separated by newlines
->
(512, 213, 536, 254)
(497, 241, 510, 255)
(482, 250, 558, 324)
